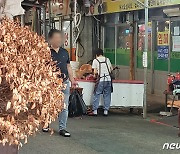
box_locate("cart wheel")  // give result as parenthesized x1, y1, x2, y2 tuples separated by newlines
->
(130, 108, 133, 114)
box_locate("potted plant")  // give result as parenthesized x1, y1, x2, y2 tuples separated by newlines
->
(0, 18, 64, 153)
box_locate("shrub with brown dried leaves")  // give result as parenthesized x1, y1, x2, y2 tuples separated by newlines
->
(0, 18, 64, 147)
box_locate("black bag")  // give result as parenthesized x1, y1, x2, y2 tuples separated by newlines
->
(68, 89, 87, 117)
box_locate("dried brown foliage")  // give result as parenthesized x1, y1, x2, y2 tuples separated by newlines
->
(0, 18, 64, 146)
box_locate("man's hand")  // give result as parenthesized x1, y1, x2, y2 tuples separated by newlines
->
(71, 79, 78, 88)
(67, 64, 78, 88)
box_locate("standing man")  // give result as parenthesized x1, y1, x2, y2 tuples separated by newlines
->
(43, 29, 77, 137)
(88, 49, 113, 116)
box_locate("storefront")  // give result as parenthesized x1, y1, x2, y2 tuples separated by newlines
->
(33, 0, 180, 97)
(101, 4, 180, 96)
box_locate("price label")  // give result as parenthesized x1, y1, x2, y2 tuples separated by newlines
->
(143, 52, 148, 68)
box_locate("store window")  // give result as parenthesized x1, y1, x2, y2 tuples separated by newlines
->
(137, 22, 152, 69)
(154, 21, 169, 71)
(104, 27, 115, 64)
(138, 24, 152, 51)
(116, 26, 130, 66)
(171, 20, 180, 72)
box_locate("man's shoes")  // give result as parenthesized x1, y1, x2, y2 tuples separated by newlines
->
(103, 110, 108, 117)
(59, 130, 71, 137)
(42, 127, 49, 132)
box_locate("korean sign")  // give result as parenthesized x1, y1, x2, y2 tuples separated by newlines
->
(157, 31, 169, 59)
(48, 0, 180, 16)
(157, 46, 169, 59)
(86, 0, 180, 16)
(157, 32, 169, 46)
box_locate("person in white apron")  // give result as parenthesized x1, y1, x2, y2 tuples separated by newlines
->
(89, 49, 113, 116)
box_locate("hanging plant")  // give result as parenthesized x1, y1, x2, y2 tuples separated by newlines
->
(0, 18, 64, 147)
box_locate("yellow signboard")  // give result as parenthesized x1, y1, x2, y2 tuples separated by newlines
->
(107, 0, 180, 13)
(86, 0, 180, 15)
(157, 32, 169, 46)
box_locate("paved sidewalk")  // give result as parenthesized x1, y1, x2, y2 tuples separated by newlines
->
(20, 113, 180, 154)
(19, 93, 180, 154)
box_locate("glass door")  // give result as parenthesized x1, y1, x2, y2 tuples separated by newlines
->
(170, 20, 180, 72)
(137, 22, 152, 69)
(116, 25, 131, 66)
(104, 26, 115, 64)
(154, 20, 170, 72)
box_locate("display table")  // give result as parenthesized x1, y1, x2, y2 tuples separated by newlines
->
(76, 79, 144, 108)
